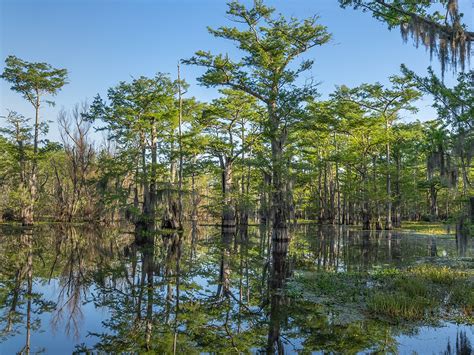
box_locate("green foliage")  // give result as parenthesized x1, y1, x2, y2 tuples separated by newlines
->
(185, 0, 331, 114)
(289, 271, 367, 304)
(367, 291, 436, 321)
(334, 75, 421, 124)
(0, 2, 470, 230)
(292, 264, 474, 325)
(1, 55, 68, 107)
(408, 264, 467, 285)
(339, 1, 473, 73)
(450, 283, 474, 317)
(402, 66, 473, 139)
(339, 1, 455, 28)
(401, 221, 451, 235)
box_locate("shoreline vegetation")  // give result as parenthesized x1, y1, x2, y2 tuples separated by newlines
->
(290, 264, 474, 326)
(0, 220, 465, 234)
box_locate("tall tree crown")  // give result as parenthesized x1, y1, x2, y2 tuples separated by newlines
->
(184, 0, 331, 109)
(1, 55, 68, 107)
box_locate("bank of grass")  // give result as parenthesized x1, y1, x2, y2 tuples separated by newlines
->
(289, 264, 474, 325)
(450, 283, 474, 316)
(399, 221, 453, 235)
(367, 292, 436, 321)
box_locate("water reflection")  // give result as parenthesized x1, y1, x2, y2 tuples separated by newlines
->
(445, 331, 473, 355)
(267, 229, 290, 354)
(0, 224, 472, 353)
(456, 226, 469, 257)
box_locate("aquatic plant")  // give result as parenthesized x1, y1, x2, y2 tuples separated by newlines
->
(367, 291, 436, 321)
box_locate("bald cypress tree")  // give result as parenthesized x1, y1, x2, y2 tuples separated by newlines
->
(185, 0, 331, 233)
(335, 76, 421, 229)
(1, 56, 68, 225)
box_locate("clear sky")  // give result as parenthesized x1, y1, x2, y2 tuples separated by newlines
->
(0, 0, 472, 141)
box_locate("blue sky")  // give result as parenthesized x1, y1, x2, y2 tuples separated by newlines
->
(0, 0, 472, 141)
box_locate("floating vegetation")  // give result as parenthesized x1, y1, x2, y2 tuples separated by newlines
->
(290, 264, 474, 325)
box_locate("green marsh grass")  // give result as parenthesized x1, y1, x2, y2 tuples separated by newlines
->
(367, 291, 436, 321)
(292, 264, 474, 324)
(400, 222, 452, 235)
(408, 265, 467, 285)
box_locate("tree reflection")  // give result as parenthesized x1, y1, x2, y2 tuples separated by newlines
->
(0, 224, 471, 353)
(455, 226, 469, 257)
(443, 330, 473, 355)
(266, 229, 290, 354)
(0, 228, 54, 354)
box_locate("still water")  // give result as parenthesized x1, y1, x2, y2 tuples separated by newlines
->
(0, 224, 472, 354)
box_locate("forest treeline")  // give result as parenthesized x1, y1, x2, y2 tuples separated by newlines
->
(0, 1, 473, 234)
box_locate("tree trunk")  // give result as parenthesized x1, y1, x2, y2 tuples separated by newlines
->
(318, 160, 324, 224)
(259, 172, 271, 226)
(22, 99, 40, 226)
(239, 122, 249, 226)
(177, 64, 184, 230)
(393, 150, 402, 228)
(335, 159, 341, 225)
(373, 156, 383, 230)
(429, 184, 438, 221)
(328, 163, 336, 224)
(191, 155, 198, 222)
(267, 98, 289, 235)
(470, 196, 474, 223)
(323, 162, 329, 223)
(222, 157, 235, 228)
(149, 123, 158, 230)
(385, 129, 393, 230)
(136, 138, 152, 239)
(362, 165, 371, 230)
(162, 133, 180, 230)
(271, 134, 288, 231)
(459, 151, 470, 197)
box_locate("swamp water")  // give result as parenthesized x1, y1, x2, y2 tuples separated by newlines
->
(0, 224, 473, 354)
